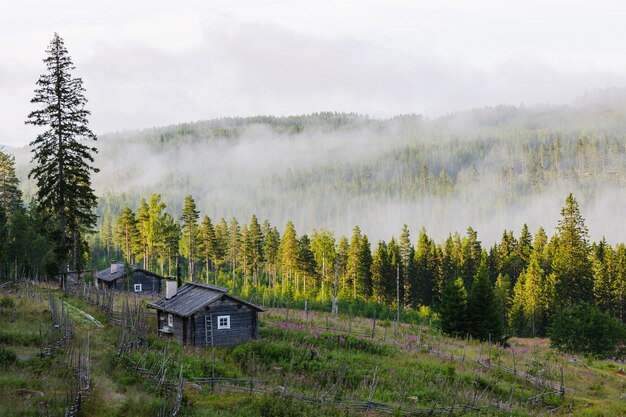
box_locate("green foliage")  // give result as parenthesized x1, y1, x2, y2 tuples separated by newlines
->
(439, 278, 467, 337)
(0, 296, 15, 309)
(552, 194, 594, 307)
(26, 33, 98, 274)
(0, 346, 17, 368)
(0, 150, 22, 217)
(467, 261, 505, 343)
(548, 302, 626, 357)
(0, 330, 41, 347)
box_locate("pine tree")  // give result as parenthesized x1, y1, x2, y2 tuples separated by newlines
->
(279, 221, 298, 297)
(336, 236, 350, 297)
(26, 33, 98, 278)
(523, 252, 545, 336)
(146, 193, 166, 271)
(228, 217, 241, 286)
(460, 227, 481, 289)
(371, 241, 390, 303)
(100, 211, 113, 265)
(399, 224, 414, 305)
(0, 150, 22, 217)
(358, 235, 373, 299)
(552, 193, 593, 307)
(135, 198, 150, 268)
(248, 215, 263, 287)
(518, 223, 533, 269)
(509, 274, 526, 336)
(114, 207, 138, 264)
(386, 238, 401, 305)
(200, 215, 218, 283)
(346, 225, 363, 299)
(180, 195, 199, 280)
(263, 224, 280, 291)
(592, 239, 613, 314)
(161, 213, 180, 276)
(414, 227, 436, 307)
(467, 260, 505, 342)
(493, 273, 512, 336)
(439, 278, 468, 337)
(310, 229, 336, 302)
(614, 244, 626, 323)
(296, 234, 316, 296)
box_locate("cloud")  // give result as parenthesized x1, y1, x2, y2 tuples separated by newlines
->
(4, 1, 626, 147)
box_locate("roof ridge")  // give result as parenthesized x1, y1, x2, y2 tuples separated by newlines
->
(187, 282, 229, 292)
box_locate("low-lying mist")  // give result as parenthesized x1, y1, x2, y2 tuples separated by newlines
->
(14, 94, 626, 245)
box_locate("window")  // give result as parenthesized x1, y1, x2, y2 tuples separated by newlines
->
(134, 283, 142, 292)
(167, 313, 173, 327)
(217, 315, 230, 330)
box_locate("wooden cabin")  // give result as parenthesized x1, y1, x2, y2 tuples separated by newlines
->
(148, 282, 265, 347)
(95, 262, 165, 295)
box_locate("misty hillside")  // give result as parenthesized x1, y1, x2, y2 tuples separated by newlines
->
(15, 91, 626, 244)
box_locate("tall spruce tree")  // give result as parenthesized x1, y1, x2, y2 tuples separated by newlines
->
(181, 195, 199, 280)
(439, 278, 468, 337)
(0, 150, 22, 217)
(26, 33, 98, 281)
(552, 193, 593, 307)
(114, 207, 139, 264)
(467, 259, 505, 342)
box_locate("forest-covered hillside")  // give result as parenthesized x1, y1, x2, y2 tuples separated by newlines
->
(12, 90, 626, 244)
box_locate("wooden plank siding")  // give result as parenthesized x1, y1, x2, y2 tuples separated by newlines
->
(112, 272, 162, 294)
(193, 300, 258, 347)
(149, 283, 264, 347)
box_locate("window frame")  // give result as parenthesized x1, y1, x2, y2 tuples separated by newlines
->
(133, 283, 142, 292)
(217, 315, 230, 330)
(167, 313, 173, 327)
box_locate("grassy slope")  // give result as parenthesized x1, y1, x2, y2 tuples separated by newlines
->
(1, 284, 625, 416)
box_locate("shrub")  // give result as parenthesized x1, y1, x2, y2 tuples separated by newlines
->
(548, 302, 626, 358)
(0, 346, 17, 368)
(0, 296, 16, 309)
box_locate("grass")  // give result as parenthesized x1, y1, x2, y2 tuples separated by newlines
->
(1, 282, 626, 416)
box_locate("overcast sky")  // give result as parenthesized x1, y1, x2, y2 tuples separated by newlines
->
(2, 0, 626, 147)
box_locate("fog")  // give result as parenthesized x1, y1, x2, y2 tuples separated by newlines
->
(21, 97, 610, 247)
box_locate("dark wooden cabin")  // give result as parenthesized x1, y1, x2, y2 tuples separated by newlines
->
(147, 282, 265, 347)
(95, 262, 165, 295)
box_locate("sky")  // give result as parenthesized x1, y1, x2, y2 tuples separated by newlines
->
(3, 0, 626, 147)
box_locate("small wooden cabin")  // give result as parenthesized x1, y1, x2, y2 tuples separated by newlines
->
(148, 282, 265, 347)
(96, 262, 165, 295)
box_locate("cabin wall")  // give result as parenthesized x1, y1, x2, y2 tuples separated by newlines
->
(172, 315, 186, 343)
(109, 272, 162, 294)
(193, 299, 257, 347)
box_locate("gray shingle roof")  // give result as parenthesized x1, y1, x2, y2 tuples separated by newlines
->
(147, 282, 265, 316)
(96, 263, 165, 282)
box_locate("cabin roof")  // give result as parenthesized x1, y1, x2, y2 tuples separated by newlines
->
(147, 282, 265, 317)
(95, 263, 165, 282)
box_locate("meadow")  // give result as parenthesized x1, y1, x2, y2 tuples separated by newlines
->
(0, 281, 625, 416)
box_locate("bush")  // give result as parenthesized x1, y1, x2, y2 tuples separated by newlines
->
(0, 296, 16, 309)
(0, 346, 17, 368)
(548, 303, 625, 358)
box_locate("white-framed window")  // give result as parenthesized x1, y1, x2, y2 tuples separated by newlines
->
(134, 283, 142, 292)
(217, 315, 230, 330)
(167, 313, 173, 327)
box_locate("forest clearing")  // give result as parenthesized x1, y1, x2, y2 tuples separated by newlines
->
(1, 280, 625, 416)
